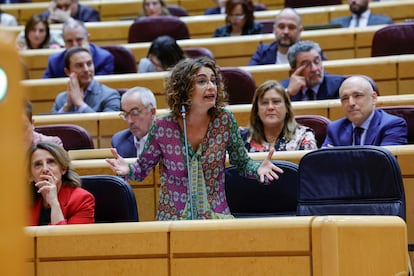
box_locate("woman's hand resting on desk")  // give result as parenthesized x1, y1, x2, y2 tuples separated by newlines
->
(257, 148, 284, 183)
(106, 148, 130, 176)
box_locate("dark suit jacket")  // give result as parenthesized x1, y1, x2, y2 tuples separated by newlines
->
(248, 41, 279, 66)
(111, 129, 137, 158)
(248, 41, 328, 66)
(213, 22, 263, 37)
(51, 80, 121, 113)
(31, 184, 95, 225)
(204, 7, 222, 15)
(322, 109, 407, 147)
(39, 3, 100, 23)
(330, 13, 393, 27)
(280, 72, 345, 101)
(43, 43, 114, 78)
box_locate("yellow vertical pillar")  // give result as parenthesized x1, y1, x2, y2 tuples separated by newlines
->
(0, 29, 28, 275)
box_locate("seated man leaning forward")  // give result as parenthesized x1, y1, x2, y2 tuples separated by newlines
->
(322, 75, 407, 147)
(112, 87, 157, 158)
(51, 46, 121, 113)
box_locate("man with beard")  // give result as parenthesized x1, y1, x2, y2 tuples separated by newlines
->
(330, 0, 392, 28)
(248, 8, 303, 66)
(111, 87, 157, 158)
(51, 47, 120, 113)
(322, 75, 407, 147)
(281, 40, 345, 102)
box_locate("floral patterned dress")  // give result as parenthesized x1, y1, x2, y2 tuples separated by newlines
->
(127, 109, 259, 220)
(240, 125, 317, 152)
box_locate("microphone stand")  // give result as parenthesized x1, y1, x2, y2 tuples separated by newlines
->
(181, 105, 194, 219)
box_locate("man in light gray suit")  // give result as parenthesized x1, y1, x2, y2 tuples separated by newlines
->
(330, 0, 392, 28)
(52, 46, 120, 113)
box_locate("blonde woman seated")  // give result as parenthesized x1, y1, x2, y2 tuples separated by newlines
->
(240, 80, 317, 152)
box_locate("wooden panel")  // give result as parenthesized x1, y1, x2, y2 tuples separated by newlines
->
(36, 222, 170, 258)
(133, 187, 156, 222)
(25, 215, 409, 276)
(38, 259, 169, 276)
(169, 217, 312, 254)
(312, 216, 407, 276)
(403, 179, 414, 246)
(171, 257, 311, 276)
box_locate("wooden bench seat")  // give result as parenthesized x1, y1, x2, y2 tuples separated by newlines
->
(24, 54, 414, 114)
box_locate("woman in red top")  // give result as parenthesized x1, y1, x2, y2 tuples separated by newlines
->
(29, 142, 95, 225)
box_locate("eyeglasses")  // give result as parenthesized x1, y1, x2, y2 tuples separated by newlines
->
(119, 106, 148, 120)
(229, 14, 245, 20)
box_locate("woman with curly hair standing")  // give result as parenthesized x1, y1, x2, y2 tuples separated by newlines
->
(107, 57, 282, 220)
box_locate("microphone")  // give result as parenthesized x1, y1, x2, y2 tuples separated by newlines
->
(181, 104, 194, 219)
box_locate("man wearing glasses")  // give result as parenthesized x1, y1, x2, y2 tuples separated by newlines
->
(281, 40, 345, 102)
(111, 87, 157, 158)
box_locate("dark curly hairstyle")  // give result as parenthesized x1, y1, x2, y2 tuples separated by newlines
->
(165, 57, 227, 118)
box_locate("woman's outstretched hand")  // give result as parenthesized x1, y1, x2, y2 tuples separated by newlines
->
(257, 148, 284, 183)
(106, 148, 130, 176)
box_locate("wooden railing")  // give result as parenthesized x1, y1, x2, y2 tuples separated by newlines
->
(25, 216, 408, 275)
(56, 144, 414, 253)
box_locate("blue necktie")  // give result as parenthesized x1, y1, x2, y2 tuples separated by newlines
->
(353, 127, 364, 145)
(305, 88, 315, 101)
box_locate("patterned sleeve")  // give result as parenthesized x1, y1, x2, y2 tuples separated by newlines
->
(299, 127, 318, 150)
(226, 110, 259, 178)
(127, 120, 161, 181)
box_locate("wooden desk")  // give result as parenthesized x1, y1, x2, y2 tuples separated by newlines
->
(64, 144, 414, 255)
(25, 216, 408, 275)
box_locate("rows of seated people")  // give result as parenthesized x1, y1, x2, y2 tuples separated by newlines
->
(10, 0, 414, 80)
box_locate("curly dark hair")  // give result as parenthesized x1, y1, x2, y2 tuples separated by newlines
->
(165, 57, 227, 118)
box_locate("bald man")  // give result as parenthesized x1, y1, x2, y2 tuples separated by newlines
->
(322, 75, 407, 147)
(248, 8, 303, 65)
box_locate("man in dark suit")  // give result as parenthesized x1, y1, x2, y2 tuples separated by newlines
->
(204, 0, 227, 15)
(39, 0, 100, 23)
(111, 87, 157, 158)
(51, 47, 120, 113)
(43, 20, 113, 78)
(330, 0, 392, 28)
(323, 75, 407, 147)
(281, 40, 345, 101)
(248, 8, 303, 66)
